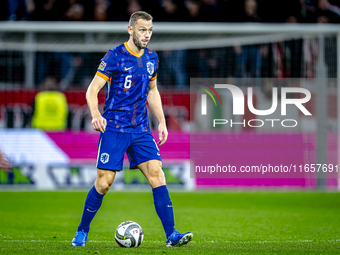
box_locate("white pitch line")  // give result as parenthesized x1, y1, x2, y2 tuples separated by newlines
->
(2, 240, 164, 243)
(2, 239, 339, 243)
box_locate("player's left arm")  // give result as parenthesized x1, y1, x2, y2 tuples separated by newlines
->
(147, 79, 168, 146)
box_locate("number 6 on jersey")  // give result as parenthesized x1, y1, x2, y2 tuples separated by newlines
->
(124, 75, 132, 89)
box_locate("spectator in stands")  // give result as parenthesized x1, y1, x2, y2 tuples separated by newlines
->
(314, 0, 340, 23)
(127, 0, 143, 17)
(185, 0, 200, 22)
(26, 0, 35, 15)
(29, 0, 87, 21)
(238, 0, 261, 22)
(94, 0, 110, 21)
(62, 1, 85, 21)
(286, 15, 299, 23)
(7, 0, 28, 20)
(234, 0, 262, 79)
(32, 76, 68, 131)
(7, 0, 340, 23)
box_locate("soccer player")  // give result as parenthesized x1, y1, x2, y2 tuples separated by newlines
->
(71, 11, 193, 247)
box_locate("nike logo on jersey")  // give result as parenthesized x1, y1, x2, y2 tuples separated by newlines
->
(124, 66, 133, 71)
(157, 153, 160, 156)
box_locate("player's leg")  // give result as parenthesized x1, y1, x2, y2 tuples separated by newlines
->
(138, 159, 165, 188)
(78, 169, 116, 232)
(72, 131, 129, 247)
(138, 160, 193, 247)
(138, 160, 173, 235)
(72, 169, 116, 247)
(128, 133, 193, 246)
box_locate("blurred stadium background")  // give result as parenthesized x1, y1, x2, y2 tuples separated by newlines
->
(0, 0, 340, 191)
(1, 0, 340, 254)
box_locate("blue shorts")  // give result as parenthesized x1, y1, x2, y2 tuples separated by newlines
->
(96, 131, 161, 171)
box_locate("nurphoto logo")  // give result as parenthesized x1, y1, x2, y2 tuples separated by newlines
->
(200, 84, 312, 128)
(100, 153, 110, 164)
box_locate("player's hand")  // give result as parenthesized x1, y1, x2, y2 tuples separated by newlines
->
(158, 122, 168, 146)
(0, 150, 11, 172)
(92, 115, 107, 133)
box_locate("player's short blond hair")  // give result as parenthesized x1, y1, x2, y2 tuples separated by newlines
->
(129, 11, 153, 27)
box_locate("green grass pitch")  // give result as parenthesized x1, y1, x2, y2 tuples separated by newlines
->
(0, 191, 339, 254)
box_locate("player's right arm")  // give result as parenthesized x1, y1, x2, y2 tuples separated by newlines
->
(86, 75, 107, 133)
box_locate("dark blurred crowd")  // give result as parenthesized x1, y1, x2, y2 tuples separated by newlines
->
(2, 0, 340, 23)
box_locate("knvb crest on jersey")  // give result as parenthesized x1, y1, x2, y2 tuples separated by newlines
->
(147, 62, 154, 75)
(100, 153, 109, 164)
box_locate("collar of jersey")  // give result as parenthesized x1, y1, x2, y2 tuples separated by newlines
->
(124, 42, 144, 58)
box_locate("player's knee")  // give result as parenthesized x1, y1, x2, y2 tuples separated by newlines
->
(148, 162, 166, 187)
(95, 170, 115, 194)
(95, 180, 112, 194)
(95, 174, 113, 194)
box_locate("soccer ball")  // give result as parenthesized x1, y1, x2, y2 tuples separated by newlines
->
(115, 221, 144, 248)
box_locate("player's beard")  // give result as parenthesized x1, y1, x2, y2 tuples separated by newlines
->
(133, 32, 147, 50)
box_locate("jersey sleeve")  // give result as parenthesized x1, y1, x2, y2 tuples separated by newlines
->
(96, 49, 116, 81)
(150, 53, 159, 81)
